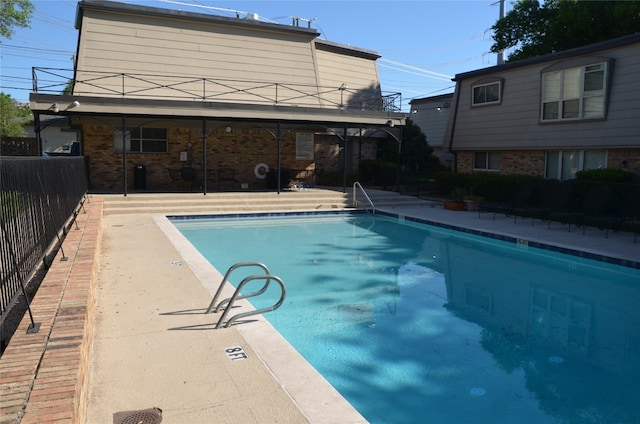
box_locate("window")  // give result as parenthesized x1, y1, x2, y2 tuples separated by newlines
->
(541, 62, 606, 121)
(473, 151, 501, 171)
(530, 288, 591, 351)
(114, 127, 168, 153)
(545, 150, 607, 179)
(472, 81, 501, 106)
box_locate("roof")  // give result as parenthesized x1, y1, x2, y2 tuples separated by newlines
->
(77, 0, 318, 37)
(454, 32, 640, 81)
(410, 93, 454, 104)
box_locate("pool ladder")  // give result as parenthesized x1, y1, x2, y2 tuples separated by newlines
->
(206, 262, 286, 329)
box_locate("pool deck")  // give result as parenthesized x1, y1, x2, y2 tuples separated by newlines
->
(2, 189, 638, 424)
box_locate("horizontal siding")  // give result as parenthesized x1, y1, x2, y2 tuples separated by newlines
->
(75, 12, 324, 106)
(315, 49, 381, 109)
(451, 41, 640, 150)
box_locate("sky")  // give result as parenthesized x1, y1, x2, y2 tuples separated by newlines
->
(0, 0, 508, 112)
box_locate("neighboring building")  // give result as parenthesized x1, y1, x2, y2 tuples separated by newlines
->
(25, 116, 80, 155)
(29, 0, 405, 192)
(1, 116, 79, 156)
(444, 33, 640, 179)
(409, 93, 454, 164)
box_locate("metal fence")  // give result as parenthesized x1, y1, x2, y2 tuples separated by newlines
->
(0, 157, 88, 328)
(33, 67, 404, 112)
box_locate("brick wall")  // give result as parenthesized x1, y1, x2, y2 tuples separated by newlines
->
(456, 149, 640, 176)
(0, 197, 102, 424)
(79, 121, 377, 191)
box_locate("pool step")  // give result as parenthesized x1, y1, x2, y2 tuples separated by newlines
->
(100, 189, 353, 215)
(100, 187, 440, 215)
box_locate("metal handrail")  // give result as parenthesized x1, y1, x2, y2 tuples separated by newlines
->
(206, 262, 270, 313)
(353, 181, 375, 214)
(31, 67, 403, 112)
(216, 274, 286, 329)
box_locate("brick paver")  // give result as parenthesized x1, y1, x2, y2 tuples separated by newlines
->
(0, 197, 103, 424)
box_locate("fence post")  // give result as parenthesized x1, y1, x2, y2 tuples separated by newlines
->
(0, 220, 40, 333)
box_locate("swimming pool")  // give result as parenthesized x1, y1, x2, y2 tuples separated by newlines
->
(172, 212, 640, 424)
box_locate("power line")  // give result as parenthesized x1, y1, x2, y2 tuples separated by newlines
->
(1, 44, 74, 55)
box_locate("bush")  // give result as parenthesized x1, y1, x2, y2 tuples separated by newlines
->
(435, 172, 541, 202)
(575, 168, 639, 184)
(359, 160, 397, 186)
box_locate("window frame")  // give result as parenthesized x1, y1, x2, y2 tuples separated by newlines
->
(473, 151, 501, 171)
(544, 150, 607, 180)
(471, 80, 502, 107)
(540, 61, 608, 122)
(114, 127, 168, 153)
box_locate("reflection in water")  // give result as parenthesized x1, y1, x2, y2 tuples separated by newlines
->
(175, 214, 640, 424)
(414, 223, 640, 424)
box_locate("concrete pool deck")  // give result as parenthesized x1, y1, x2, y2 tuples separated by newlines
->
(2, 188, 638, 424)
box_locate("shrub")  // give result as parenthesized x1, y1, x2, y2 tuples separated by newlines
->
(435, 172, 541, 201)
(575, 168, 639, 184)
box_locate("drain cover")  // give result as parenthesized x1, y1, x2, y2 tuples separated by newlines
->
(113, 407, 162, 424)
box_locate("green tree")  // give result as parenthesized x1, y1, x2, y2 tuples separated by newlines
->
(1, 93, 32, 137)
(491, 0, 640, 61)
(378, 118, 437, 173)
(0, 0, 34, 41)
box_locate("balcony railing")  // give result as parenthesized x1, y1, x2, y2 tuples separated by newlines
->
(32, 67, 402, 113)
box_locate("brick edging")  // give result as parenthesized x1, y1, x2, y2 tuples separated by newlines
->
(0, 196, 103, 424)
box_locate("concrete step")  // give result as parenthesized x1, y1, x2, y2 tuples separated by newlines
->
(99, 187, 441, 215)
(100, 189, 353, 215)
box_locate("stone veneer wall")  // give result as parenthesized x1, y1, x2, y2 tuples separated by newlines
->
(79, 122, 377, 191)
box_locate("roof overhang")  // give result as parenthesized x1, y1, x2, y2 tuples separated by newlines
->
(29, 93, 406, 128)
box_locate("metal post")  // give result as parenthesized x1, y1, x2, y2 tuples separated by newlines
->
(202, 119, 208, 195)
(122, 115, 128, 196)
(396, 126, 403, 192)
(0, 219, 41, 334)
(342, 124, 348, 193)
(277, 122, 281, 194)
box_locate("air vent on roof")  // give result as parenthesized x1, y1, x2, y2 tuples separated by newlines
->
(246, 12, 259, 20)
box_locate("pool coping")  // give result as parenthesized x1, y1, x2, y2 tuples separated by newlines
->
(156, 213, 369, 424)
(169, 210, 640, 270)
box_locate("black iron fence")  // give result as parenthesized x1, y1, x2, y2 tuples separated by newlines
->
(0, 157, 88, 329)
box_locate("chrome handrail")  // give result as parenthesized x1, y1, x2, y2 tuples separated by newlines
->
(206, 262, 270, 313)
(353, 181, 375, 214)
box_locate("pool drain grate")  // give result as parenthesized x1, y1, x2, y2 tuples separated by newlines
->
(113, 406, 162, 424)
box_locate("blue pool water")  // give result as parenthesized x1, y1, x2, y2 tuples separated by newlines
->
(172, 212, 640, 424)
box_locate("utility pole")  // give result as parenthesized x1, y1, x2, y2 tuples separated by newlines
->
(497, 0, 506, 65)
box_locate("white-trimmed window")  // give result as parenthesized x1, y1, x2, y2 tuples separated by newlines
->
(545, 150, 607, 180)
(114, 127, 168, 153)
(473, 151, 501, 171)
(541, 62, 607, 121)
(472, 81, 501, 106)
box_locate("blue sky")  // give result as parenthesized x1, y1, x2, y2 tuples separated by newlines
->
(1, 0, 507, 111)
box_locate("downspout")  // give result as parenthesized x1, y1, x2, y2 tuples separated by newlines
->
(447, 80, 462, 172)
